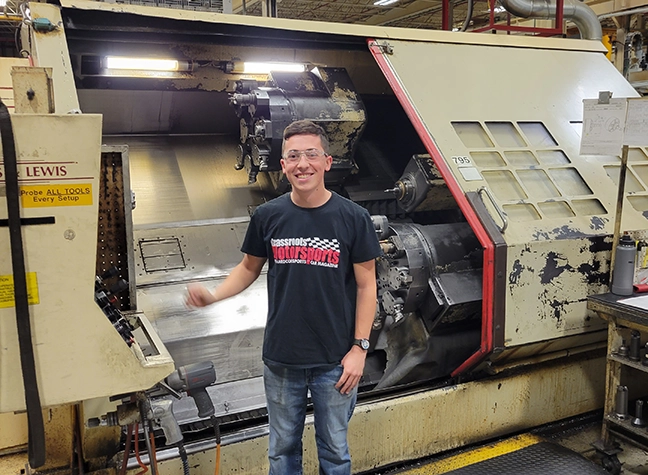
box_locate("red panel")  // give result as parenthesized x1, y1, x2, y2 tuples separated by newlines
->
(442, 0, 450, 31)
(472, 0, 565, 37)
(368, 40, 496, 376)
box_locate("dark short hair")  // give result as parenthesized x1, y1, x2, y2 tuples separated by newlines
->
(282, 120, 329, 155)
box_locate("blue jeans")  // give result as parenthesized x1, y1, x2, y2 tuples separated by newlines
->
(263, 363, 357, 475)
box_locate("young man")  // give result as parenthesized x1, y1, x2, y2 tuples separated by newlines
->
(186, 119, 381, 474)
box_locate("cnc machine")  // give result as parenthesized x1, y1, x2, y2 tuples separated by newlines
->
(1, 1, 647, 473)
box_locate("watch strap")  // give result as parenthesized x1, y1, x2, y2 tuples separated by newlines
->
(353, 338, 370, 350)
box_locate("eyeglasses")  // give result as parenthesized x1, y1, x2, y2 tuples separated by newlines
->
(282, 149, 326, 163)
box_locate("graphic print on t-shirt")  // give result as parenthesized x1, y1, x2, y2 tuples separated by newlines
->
(270, 237, 340, 268)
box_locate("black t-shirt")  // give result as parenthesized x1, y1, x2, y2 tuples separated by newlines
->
(241, 192, 381, 368)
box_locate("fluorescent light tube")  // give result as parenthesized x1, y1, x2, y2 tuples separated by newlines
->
(242, 62, 306, 74)
(374, 0, 398, 5)
(105, 57, 180, 71)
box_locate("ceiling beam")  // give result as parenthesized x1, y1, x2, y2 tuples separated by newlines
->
(357, 0, 440, 25)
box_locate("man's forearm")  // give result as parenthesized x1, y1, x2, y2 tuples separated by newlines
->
(353, 259, 377, 340)
(211, 256, 265, 302)
(354, 284, 376, 339)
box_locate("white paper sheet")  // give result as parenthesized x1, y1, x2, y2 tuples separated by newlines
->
(580, 98, 627, 156)
(624, 98, 648, 147)
(618, 294, 648, 311)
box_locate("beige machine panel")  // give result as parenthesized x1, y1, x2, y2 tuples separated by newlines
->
(24, 4, 79, 114)
(375, 38, 642, 346)
(0, 58, 30, 112)
(0, 114, 173, 412)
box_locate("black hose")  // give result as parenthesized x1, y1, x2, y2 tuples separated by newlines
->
(211, 415, 222, 475)
(178, 444, 190, 475)
(460, 0, 475, 31)
(0, 99, 46, 468)
(211, 415, 221, 445)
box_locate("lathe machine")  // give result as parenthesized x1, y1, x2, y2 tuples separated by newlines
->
(1, 1, 646, 473)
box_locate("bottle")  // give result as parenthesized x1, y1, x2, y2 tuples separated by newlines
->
(611, 233, 637, 296)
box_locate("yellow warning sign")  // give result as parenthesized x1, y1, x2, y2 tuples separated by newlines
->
(0, 273, 40, 308)
(20, 184, 93, 208)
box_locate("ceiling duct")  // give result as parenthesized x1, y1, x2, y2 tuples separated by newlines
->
(499, 0, 602, 40)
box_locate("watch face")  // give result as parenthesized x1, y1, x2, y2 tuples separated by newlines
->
(360, 339, 370, 350)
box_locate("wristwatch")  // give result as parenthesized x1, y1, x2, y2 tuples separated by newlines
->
(353, 338, 370, 351)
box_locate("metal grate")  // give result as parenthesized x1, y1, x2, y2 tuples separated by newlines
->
(138, 237, 187, 273)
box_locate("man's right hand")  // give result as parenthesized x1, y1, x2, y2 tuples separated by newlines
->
(185, 283, 217, 308)
(184, 254, 266, 309)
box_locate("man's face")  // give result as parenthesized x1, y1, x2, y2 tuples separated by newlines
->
(281, 134, 332, 195)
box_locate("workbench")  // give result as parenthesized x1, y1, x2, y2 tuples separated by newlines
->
(588, 292, 648, 474)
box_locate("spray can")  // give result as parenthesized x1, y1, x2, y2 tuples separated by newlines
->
(611, 233, 637, 296)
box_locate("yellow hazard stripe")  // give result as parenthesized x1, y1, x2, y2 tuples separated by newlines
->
(402, 434, 544, 474)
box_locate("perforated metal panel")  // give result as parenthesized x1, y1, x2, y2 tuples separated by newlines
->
(96, 146, 136, 310)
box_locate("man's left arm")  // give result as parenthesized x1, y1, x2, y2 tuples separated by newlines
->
(336, 259, 377, 395)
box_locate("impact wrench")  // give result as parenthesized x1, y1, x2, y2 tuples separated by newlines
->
(166, 361, 220, 474)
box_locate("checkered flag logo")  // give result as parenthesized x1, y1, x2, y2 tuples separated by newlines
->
(304, 237, 340, 252)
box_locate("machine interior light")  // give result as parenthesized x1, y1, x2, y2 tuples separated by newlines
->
(373, 0, 398, 5)
(105, 57, 180, 71)
(242, 62, 306, 74)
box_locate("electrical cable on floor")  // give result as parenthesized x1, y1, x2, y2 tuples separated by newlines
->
(211, 415, 221, 475)
(119, 424, 133, 475)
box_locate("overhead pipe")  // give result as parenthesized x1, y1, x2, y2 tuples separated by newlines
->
(500, 0, 603, 40)
(598, 5, 648, 19)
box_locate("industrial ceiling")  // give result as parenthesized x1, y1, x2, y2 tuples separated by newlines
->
(226, 0, 639, 34)
(231, 0, 480, 30)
